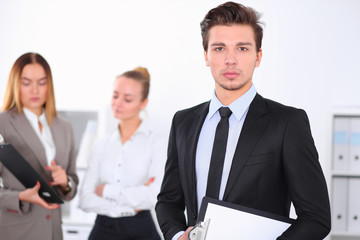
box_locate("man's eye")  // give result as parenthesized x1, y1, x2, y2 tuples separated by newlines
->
(125, 99, 132, 103)
(215, 47, 224, 52)
(239, 47, 247, 51)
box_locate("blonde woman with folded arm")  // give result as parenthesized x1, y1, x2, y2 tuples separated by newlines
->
(79, 67, 166, 240)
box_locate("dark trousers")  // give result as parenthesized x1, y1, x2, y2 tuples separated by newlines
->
(88, 211, 161, 240)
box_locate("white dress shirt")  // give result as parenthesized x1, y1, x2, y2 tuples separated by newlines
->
(195, 84, 256, 211)
(79, 120, 166, 218)
(23, 108, 56, 166)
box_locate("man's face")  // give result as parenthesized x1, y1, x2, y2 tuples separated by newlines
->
(204, 24, 262, 93)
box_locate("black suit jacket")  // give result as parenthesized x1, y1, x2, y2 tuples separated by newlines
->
(156, 94, 331, 240)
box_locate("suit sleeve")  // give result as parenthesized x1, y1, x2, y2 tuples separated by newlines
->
(0, 113, 31, 214)
(56, 121, 78, 201)
(156, 112, 188, 240)
(278, 109, 331, 239)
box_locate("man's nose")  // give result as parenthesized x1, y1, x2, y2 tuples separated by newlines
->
(225, 51, 237, 65)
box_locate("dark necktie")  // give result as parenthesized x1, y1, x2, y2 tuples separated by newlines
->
(206, 107, 232, 199)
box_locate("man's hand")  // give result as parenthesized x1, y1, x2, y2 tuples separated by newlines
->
(18, 181, 60, 210)
(178, 227, 194, 240)
(46, 160, 68, 189)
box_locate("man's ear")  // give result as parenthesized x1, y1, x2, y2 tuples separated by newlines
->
(255, 48, 263, 67)
(204, 50, 210, 67)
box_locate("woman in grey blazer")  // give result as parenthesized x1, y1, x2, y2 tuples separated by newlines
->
(0, 52, 79, 240)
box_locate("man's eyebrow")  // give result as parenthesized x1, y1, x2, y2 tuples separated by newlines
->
(210, 42, 225, 47)
(236, 42, 253, 46)
(210, 42, 253, 47)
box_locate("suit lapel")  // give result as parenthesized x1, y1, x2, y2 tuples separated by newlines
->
(10, 111, 49, 174)
(223, 94, 271, 199)
(183, 102, 209, 215)
(50, 117, 61, 163)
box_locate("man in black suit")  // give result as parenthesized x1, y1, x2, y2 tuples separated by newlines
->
(155, 2, 331, 240)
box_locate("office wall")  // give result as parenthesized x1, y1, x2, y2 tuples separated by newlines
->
(1, 0, 360, 205)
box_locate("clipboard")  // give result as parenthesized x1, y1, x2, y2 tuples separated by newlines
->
(0, 143, 64, 204)
(190, 197, 295, 240)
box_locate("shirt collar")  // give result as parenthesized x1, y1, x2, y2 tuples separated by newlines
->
(112, 119, 152, 141)
(208, 84, 257, 121)
(136, 119, 151, 136)
(23, 107, 47, 126)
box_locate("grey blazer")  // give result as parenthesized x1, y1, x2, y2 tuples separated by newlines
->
(0, 108, 79, 240)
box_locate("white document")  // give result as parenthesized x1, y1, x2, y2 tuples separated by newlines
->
(199, 197, 293, 240)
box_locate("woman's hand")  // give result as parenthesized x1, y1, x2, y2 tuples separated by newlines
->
(46, 160, 68, 190)
(95, 184, 105, 197)
(144, 177, 155, 186)
(135, 177, 155, 212)
(18, 181, 60, 210)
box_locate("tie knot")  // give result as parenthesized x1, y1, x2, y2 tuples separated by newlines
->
(219, 107, 232, 119)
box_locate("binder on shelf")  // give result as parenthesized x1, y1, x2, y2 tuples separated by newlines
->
(333, 117, 350, 171)
(349, 118, 360, 172)
(331, 177, 348, 231)
(347, 178, 360, 232)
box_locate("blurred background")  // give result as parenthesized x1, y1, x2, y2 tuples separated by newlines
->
(1, 0, 360, 239)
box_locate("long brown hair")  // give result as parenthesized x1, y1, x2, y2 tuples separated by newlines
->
(2, 52, 57, 125)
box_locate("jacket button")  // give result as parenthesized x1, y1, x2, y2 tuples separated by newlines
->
(46, 215, 51, 220)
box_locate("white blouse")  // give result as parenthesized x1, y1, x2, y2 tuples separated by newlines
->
(79, 120, 166, 218)
(23, 108, 56, 166)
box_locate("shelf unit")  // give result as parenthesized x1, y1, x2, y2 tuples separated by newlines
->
(330, 110, 360, 240)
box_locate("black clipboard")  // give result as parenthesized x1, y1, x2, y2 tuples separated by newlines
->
(0, 143, 64, 204)
(198, 197, 295, 239)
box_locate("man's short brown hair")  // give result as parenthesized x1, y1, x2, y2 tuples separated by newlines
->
(200, 1, 263, 52)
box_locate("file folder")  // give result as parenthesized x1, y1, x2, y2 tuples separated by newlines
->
(331, 177, 348, 231)
(197, 197, 294, 239)
(333, 117, 350, 171)
(347, 178, 360, 231)
(0, 143, 64, 203)
(349, 117, 360, 172)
